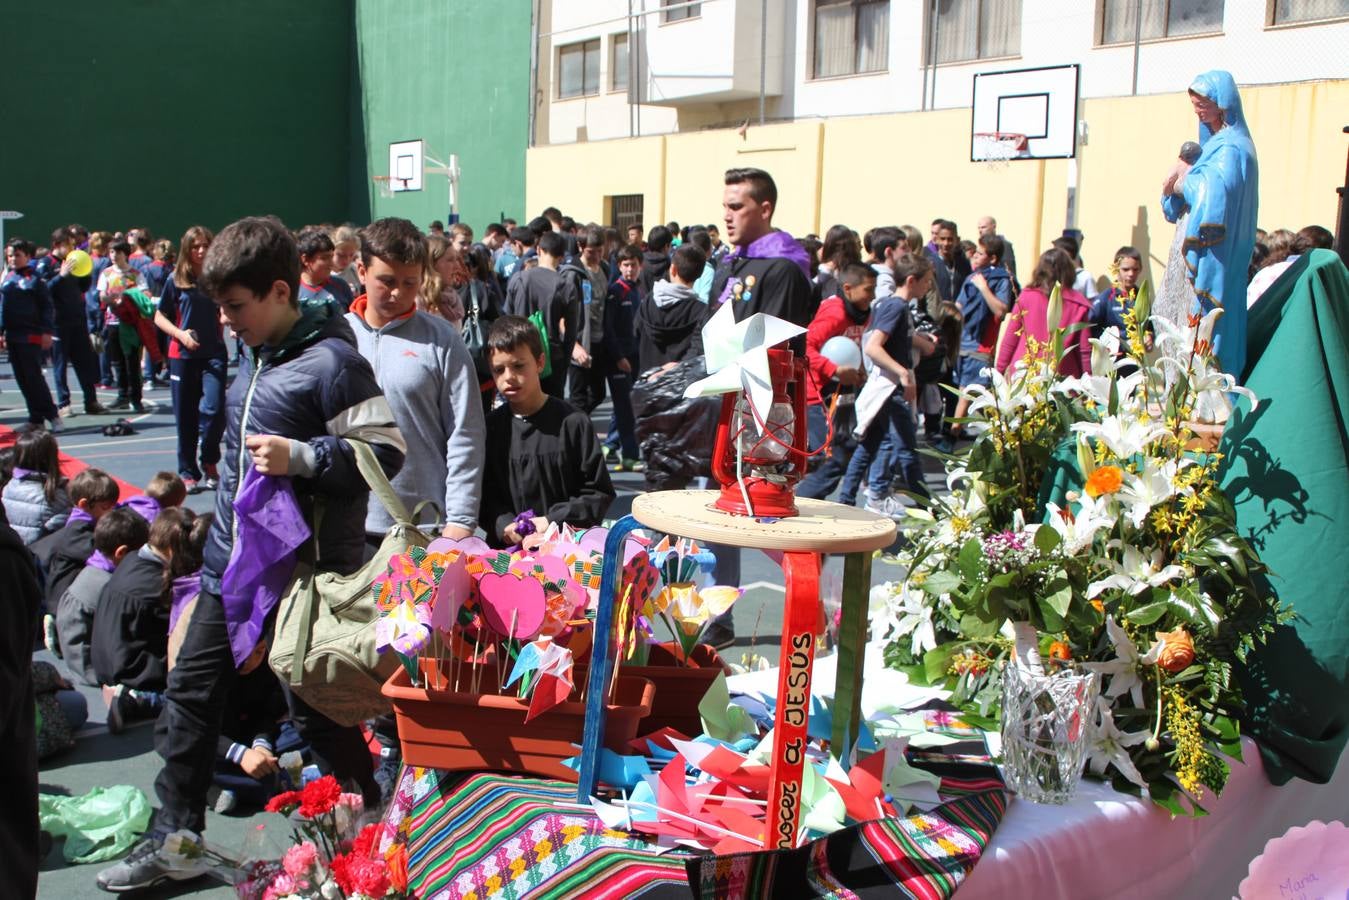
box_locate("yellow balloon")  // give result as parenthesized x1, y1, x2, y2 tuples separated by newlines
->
(66, 249, 93, 278)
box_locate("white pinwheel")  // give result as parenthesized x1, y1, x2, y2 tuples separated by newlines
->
(1088, 542, 1187, 600)
(1087, 698, 1150, 789)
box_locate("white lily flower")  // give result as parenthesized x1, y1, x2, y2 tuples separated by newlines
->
(1116, 458, 1179, 529)
(1088, 542, 1187, 600)
(870, 580, 939, 656)
(966, 368, 1037, 425)
(1084, 615, 1164, 708)
(1071, 415, 1168, 459)
(1087, 698, 1150, 789)
(1044, 497, 1112, 555)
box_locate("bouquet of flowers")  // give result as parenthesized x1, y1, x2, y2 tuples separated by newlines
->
(228, 776, 408, 899)
(874, 283, 1286, 814)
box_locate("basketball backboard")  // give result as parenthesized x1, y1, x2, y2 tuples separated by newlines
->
(971, 64, 1080, 162)
(388, 139, 424, 191)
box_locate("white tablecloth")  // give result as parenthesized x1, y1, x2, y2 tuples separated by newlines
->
(728, 647, 1349, 899)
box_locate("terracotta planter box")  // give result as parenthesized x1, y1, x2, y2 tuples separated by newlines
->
(382, 660, 654, 781)
(620, 642, 732, 738)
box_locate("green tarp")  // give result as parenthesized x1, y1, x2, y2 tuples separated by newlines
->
(1222, 249, 1349, 785)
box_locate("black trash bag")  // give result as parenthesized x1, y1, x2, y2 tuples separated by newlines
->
(632, 356, 721, 492)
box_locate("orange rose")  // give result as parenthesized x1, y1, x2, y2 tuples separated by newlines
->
(1085, 465, 1124, 498)
(1156, 628, 1195, 673)
(1048, 640, 1072, 662)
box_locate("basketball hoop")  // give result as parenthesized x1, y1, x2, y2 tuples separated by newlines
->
(372, 175, 410, 198)
(973, 132, 1029, 169)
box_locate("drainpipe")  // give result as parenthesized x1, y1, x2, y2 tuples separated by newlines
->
(528, 0, 541, 147)
(758, 0, 767, 125)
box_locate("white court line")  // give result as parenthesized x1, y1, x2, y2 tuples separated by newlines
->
(57, 433, 177, 451)
(741, 580, 786, 594)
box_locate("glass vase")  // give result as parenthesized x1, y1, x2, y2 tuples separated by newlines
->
(1000, 662, 1100, 804)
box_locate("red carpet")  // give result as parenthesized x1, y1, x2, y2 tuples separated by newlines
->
(0, 423, 143, 498)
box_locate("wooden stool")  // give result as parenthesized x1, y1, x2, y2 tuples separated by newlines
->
(577, 490, 896, 849)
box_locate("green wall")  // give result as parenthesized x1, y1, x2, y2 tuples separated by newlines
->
(354, 0, 531, 231)
(0, 0, 358, 245)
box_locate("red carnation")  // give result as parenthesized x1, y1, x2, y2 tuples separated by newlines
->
(328, 853, 355, 894)
(347, 855, 392, 897)
(298, 774, 342, 818)
(264, 790, 303, 814)
(351, 822, 380, 858)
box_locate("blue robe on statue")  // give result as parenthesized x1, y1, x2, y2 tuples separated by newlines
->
(1161, 70, 1259, 379)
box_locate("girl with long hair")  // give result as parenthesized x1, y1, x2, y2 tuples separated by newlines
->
(154, 226, 227, 493)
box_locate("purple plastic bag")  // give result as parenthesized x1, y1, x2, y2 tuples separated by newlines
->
(222, 467, 311, 666)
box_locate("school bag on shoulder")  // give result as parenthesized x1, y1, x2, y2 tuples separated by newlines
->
(268, 439, 430, 726)
(462, 281, 489, 382)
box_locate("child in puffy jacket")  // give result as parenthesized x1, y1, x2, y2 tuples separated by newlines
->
(2, 429, 71, 543)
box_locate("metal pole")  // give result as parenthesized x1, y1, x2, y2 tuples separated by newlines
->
(1131, 0, 1142, 96)
(528, 0, 541, 147)
(628, 0, 635, 138)
(928, 0, 941, 110)
(758, 0, 767, 125)
(1336, 125, 1349, 266)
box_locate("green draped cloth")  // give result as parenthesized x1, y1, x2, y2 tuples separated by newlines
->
(1222, 249, 1349, 785)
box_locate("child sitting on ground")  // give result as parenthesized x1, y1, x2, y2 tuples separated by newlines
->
(123, 470, 187, 523)
(37, 467, 120, 649)
(208, 640, 300, 815)
(478, 315, 615, 548)
(92, 507, 210, 732)
(56, 507, 149, 686)
(2, 429, 71, 543)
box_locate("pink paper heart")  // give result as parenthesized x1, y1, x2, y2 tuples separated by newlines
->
(478, 571, 546, 640)
(431, 554, 470, 633)
(426, 535, 491, 557)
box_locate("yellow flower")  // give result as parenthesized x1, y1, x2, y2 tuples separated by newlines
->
(1085, 465, 1124, 498)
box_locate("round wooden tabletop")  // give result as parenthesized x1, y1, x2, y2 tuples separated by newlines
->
(630, 490, 897, 554)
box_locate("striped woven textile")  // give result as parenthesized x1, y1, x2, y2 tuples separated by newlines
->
(385, 761, 1006, 900)
(394, 769, 691, 899)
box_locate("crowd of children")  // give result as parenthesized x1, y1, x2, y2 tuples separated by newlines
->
(1, 166, 1338, 893)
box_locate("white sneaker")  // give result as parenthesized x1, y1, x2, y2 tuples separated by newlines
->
(47, 416, 65, 433)
(95, 831, 208, 892)
(864, 494, 907, 520)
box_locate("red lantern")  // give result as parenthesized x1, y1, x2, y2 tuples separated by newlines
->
(710, 348, 809, 518)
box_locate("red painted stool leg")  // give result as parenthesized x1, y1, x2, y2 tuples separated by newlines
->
(766, 550, 821, 849)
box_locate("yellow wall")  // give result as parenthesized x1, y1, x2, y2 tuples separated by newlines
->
(527, 80, 1348, 286)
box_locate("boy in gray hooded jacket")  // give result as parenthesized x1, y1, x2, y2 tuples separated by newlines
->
(346, 218, 485, 541)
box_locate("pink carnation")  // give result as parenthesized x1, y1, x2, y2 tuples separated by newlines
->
(262, 872, 297, 900)
(282, 841, 318, 877)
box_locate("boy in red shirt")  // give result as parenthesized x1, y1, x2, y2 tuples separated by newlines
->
(797, 262, 876, 500)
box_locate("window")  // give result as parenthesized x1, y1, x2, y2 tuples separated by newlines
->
(1269, 0, 1349, 23)
(1099, 0, 1225, 44)
(612, 33, 629, 91)
(663, 0, 701, 23)
(928, 0, 1022, 65)
(558, 39, 601, 99)
(609, 195, 644, 234)
(813, 0, 890, 78)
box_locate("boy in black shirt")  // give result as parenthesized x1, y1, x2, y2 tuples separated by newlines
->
(479, 316, 614, 548)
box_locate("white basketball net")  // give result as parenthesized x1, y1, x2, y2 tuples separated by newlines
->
(974, 134, 1024, 170)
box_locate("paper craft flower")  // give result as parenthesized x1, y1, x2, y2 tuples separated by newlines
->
(375, 598, 432, 657)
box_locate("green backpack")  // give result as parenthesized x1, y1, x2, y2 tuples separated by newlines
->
(268, 440, 430, 727)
